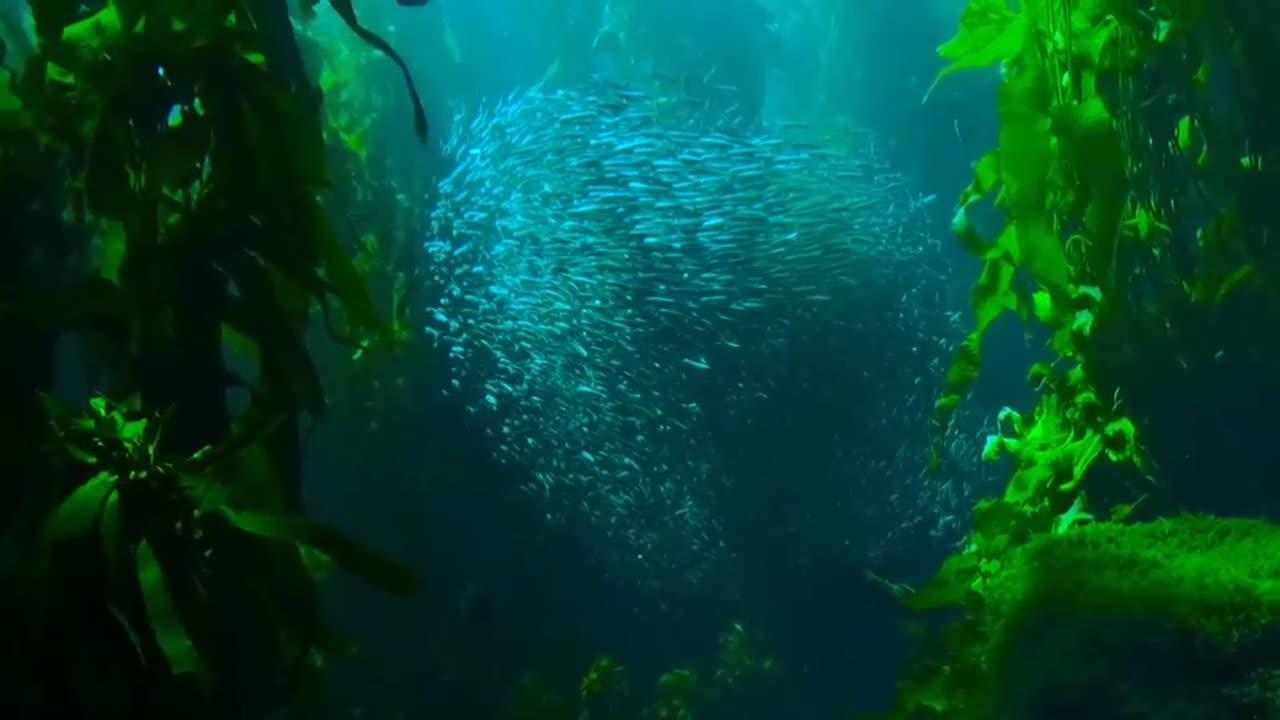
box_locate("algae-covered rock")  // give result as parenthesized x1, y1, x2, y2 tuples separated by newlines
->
(984, 516, 1280, 719)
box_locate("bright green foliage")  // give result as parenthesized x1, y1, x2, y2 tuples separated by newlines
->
(902, 0, 1280, 716)
(136, 539, 205, 677)
(889, 517, 1280, 719)
(987, 517, 1280, 646)
(36, 396, 416, 684)
(981, 363, 1144, 504)
(928, 0, 1159, 512)
(926, 0, 1027, 101)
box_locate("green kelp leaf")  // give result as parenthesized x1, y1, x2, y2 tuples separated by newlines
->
(299, 544, 334, 580)
(1071, 308, 1095, 338)
(0, 67, 31, 131)
(1102, 416, 1138, 461)
(946, 332, 982, 390)
(974, 252, 1018, 332)
(972, 150, 1001, 196)
(1191, 264, 1258, 304)
(328, 0, 429, 140)
(1051, 494, 1095, 534)
(998, 104, 1071, 297)
(932, 331, 985, 464)
(100, 488, 127, 585)
(1061, 431, 1104, 492)
(952, 152, 1002, 256)
(951, 205, 988, 256)
(1004, 458, 1056, 504)
(96, 221, 127, 283)
(136, 539, 205, 676)
(312, 198, 390, 340)
(905, 554, 979, 611)
(218, 509, 416, 596)
(1017, 216, 1070, 299)
(1176, 114, 1196, 155)
(44, 471, 118, 544)
(57, 5, 128, 70)
(106, 603, 146, 664)
(925, 0, 1028, 101)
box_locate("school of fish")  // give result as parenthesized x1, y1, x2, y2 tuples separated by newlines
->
(425, 80, 984, 585)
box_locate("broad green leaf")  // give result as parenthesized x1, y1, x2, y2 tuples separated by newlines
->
(1176, 114, 1196, 154)
(218, 509, 416, 596)
(136, 539, 205, 675)
(1004, 459, 1055, 503)
(973, 253, 1017, 332)
(925, 0, 1027, 101)
(44, 471, 118, 544)
(946, 333, 982, 390)
(951, 205, 988, 256)
(1062, 431, 1104, 492)
(1103, 417, 1138, 461)
(58, 6, 128, 69)
(100, 489, 126, 583)
(997, 99, 1071, 297)
(0, 67, 31, 131)
(1051, 494, 1095, 534)
(96, 221, 127, 283)
(973, 150, 1000, 192)
(1016, 217, 1070, 298)
(120, 418, 148, 446)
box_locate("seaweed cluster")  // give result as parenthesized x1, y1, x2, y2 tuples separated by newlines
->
(887, 1, 1280, 716)
(0, 2, 430, 718)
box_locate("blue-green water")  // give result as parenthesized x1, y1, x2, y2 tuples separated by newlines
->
(299, 1, 1028, 717)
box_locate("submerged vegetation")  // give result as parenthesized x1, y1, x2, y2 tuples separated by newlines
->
(1, 1, 431, 717)
(890, 0, 1280, 717)
(6, 0, 1280, 718)
(502, 622, 778, 720)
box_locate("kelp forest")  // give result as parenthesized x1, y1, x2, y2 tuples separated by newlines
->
(3, 1, 1280, 720)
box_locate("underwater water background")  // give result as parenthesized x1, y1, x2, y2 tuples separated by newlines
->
(298, 1, 1038, 717)
(11, 2, 1280, 719)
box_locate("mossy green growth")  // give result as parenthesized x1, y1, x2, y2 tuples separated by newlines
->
(987, 516, 1280, 649)
(906, 516, 1280, 719)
